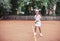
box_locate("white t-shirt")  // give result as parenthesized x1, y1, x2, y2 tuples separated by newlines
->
(34, 14, 41, 22)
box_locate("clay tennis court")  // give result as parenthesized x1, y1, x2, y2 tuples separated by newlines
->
(0, 20, 60, 41)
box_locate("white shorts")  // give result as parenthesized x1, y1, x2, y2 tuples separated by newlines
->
(35, 22, 41, 27)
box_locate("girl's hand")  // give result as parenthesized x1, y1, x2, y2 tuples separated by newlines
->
(35, 20, 38, 24)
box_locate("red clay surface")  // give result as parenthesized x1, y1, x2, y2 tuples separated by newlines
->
(0, 20, 60, 41)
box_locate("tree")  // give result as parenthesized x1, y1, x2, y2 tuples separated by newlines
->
(10, 0, 19, 15)
(47, 0, 58, 16)
(55, 0, 60, 16)
(17, 0, 25, 12)
(0, 0, 11, 17)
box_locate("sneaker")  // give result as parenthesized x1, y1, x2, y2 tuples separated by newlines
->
(40, 33, 43, 37)
(34, 32, 36, 36)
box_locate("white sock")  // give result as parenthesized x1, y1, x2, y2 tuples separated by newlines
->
(34, 32, 36, 36)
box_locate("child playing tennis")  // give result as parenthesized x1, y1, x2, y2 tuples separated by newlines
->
(34, 9, 43, 37)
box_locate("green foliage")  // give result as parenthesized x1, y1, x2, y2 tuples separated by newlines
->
(0, 0, 11, 17)
(17, 0, 25, 12)
(0, 0, 60, 16)
(47, 0, 58, 9)
(10, 0, 19, 15)
(0, 0, 11, 12)
(56, 1, 60, 16)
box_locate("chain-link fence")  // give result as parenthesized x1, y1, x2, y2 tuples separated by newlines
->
(1, 15, 60, 20)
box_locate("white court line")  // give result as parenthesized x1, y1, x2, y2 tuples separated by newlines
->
(32, 26, 37, 41)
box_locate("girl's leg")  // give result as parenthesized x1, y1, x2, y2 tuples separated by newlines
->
(38, 27, 43, 36)
(35, 26, 37, 32)
(38, 27, 41, 33)
(34, 26, 37, 36)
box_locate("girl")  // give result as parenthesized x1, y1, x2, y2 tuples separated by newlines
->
(34, 9, 43, 37)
